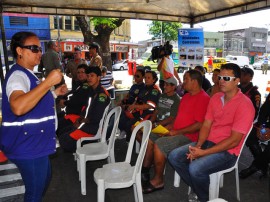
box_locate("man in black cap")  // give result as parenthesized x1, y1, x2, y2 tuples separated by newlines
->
(239, 67, 262, 179)
(58, 66, 110, 152)
(89, 42, 102, 69)
(239, 67, 261, 120)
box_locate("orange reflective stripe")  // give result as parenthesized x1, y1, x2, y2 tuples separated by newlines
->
(69, 129, 94, 140)
(64, 114, 80, 123)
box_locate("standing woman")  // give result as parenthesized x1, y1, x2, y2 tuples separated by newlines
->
(0, 32, 67, 202)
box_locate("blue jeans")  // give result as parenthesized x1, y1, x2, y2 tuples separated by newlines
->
(10, 156, 52, 202)
(168, 141, 237, 202)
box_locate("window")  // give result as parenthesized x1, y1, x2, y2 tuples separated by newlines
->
(65, 16, 72, 30)
(74, 19, 80, 31)
(9, 16, 28, 26)
(53, 16, 63, 29)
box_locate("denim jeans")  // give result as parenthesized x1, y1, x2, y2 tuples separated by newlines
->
(168, 141, 237, 202)
(10, 156, 52, 202)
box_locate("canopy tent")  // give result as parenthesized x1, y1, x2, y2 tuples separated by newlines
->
(1, 0, 270, 25)
(1, 0, 270, 84)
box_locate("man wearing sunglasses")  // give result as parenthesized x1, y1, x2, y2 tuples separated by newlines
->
(169, 63, 255, 202)
(38, 41, 61, 78)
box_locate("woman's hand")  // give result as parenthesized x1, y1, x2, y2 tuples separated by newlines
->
(45, 69, 63, 87)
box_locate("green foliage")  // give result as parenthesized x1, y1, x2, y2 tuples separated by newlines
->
(91, 17, 119, 29)
(148, 21, 182, 42)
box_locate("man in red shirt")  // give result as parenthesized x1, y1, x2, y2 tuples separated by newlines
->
(169, 63, 255, 202)
(142, 70, 210, 194)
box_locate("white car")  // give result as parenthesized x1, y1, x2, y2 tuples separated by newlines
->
(252, 60, 270, 70)
(112, 60, 128, 71)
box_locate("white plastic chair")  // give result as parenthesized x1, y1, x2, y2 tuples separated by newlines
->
(75, 106, 121, 195)
(93, 120, 152, 202)
(174, 126, 252, 201)
(73, 102, 111, 160)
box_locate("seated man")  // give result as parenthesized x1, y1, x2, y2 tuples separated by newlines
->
(142, 70, 210, 194)
(136, 76, 181, 143)
(239, 93, 270, 179)
(100, 66, 115, 99)
(57, 64, 90, 118)
(58, 66, 110, 152)
(168, 63, 255, 202)
(194, 65, 211, 92)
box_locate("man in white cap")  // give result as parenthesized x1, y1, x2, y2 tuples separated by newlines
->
(142, 70, 210, 194)
(137, 76, 180, 144)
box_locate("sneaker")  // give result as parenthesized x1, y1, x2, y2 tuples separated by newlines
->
(56, 138, 60, 148)
(117, 130, 126, 139)
(188, 192, 199, 202)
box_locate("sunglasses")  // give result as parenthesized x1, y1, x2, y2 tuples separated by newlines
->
(218, 76, 236, 81)
(21, 45, 42, 53)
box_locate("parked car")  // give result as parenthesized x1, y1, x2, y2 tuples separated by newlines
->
(252, 60, 270, 70)
(112, 60, 128, 71)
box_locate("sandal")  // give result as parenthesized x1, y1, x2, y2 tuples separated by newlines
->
(143, 182, 164, 194)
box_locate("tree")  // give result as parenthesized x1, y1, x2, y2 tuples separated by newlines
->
(76, 17, 125, 70)
(148, 21, 182, 43)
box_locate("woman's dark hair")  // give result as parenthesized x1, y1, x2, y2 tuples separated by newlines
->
(77, 63, 88, 72)
(194, 65, 205, 74)
(186, 69, 203, 87)
(10, 31, 38, 58)
(136, 69, 145, 77)
(145, 70, 158, 84)
(220, 63, 241, 78)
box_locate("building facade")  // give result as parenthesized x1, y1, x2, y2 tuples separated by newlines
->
(224, 27, 268, 62)
(0, 13, 51, 65)
(1, 13, 136, 66)
(49, 16, 135, 62)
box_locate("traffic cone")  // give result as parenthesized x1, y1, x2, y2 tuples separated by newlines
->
(266, 81, 270, 93)
(0, 150, 8, 163)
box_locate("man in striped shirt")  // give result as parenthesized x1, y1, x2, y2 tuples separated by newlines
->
(100, 66, 115, 99)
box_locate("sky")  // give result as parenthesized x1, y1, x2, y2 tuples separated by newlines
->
(130, 9, 270, 43)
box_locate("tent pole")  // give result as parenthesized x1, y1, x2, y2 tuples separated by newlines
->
(0, 6, 9, 85)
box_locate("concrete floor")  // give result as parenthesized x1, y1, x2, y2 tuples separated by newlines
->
(1, 139, 269, 202)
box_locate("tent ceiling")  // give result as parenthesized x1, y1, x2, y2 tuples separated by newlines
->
(1, 0, 270, 24)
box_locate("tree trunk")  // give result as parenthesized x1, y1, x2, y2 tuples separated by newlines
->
(76, 17, 125, 71)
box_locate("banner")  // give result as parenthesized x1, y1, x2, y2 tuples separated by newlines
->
(178, 28, 204, 68)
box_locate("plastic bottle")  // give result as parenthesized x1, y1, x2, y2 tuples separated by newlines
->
(260, 124, 267, 135)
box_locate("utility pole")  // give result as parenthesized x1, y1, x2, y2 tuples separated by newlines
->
(222, 23, 227, 57)
(160, 21, 163, 45)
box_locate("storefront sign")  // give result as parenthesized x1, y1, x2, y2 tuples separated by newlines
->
(115, 45, 128, 52)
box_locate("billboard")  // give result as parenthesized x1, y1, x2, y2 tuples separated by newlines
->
(178, 28, 204, 68)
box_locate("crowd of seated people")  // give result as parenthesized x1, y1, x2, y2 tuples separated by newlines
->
(53, 61, 268, 202)
(141, 70, 210, 194)
(57, 66, 110, 152)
